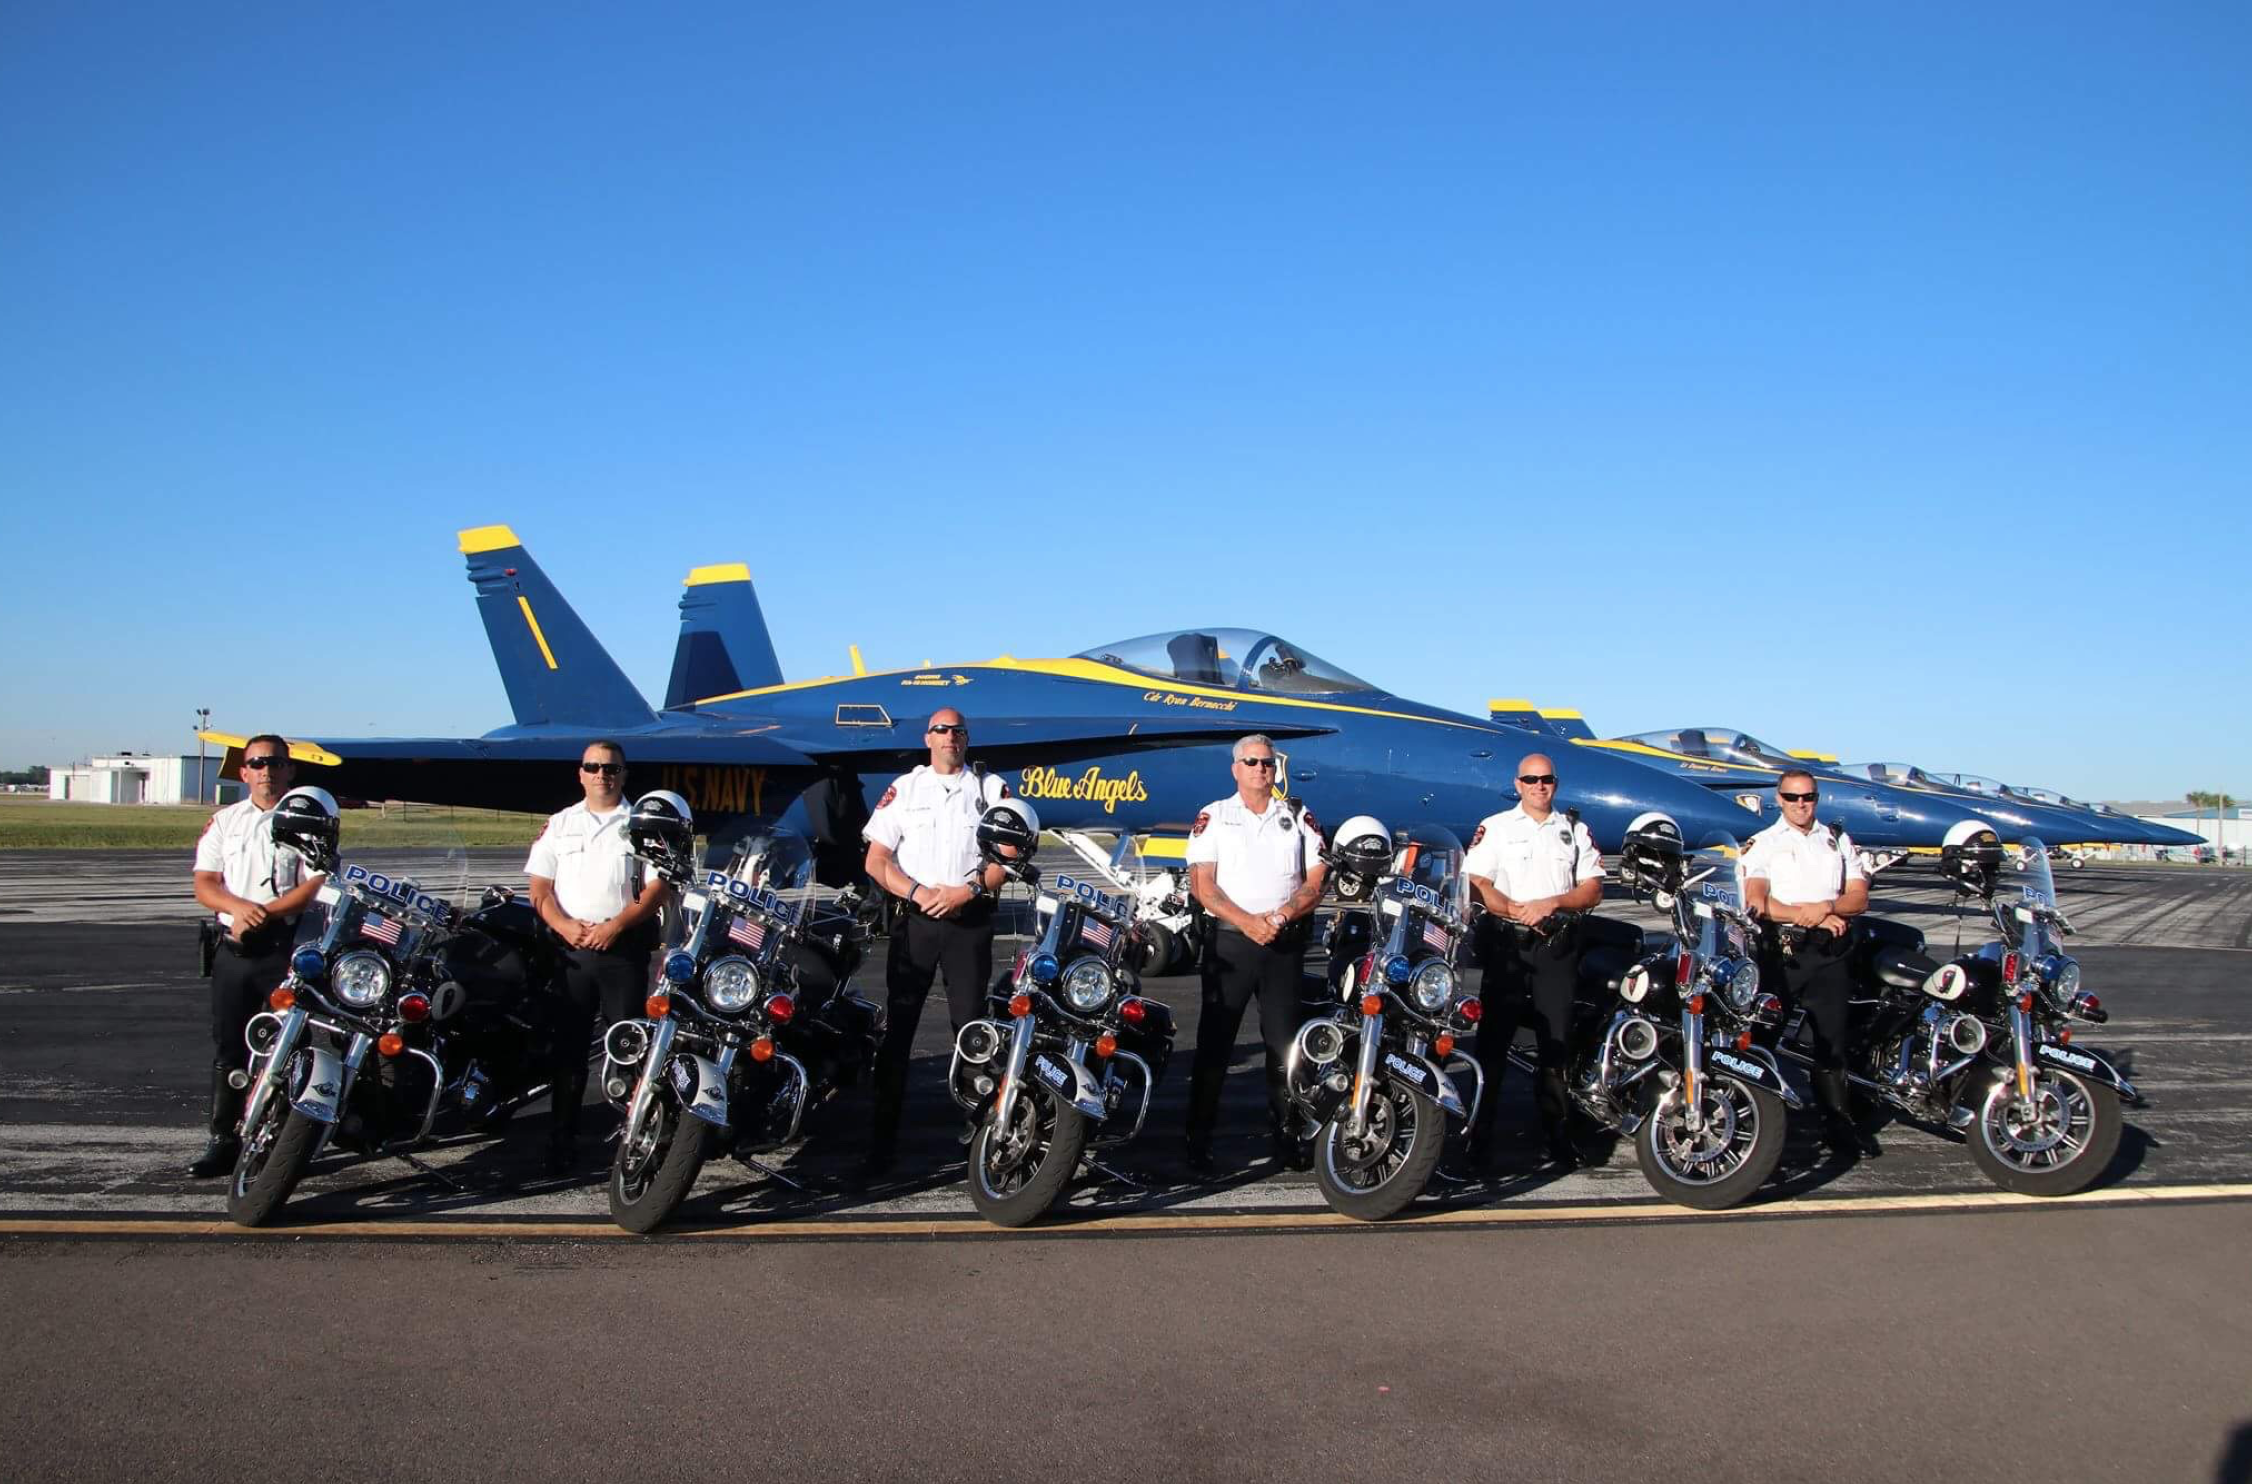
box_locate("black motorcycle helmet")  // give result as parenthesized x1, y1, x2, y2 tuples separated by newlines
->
(269, 786, 341, 874)
(976, 798, 1041, 865)
(1619, 812, 1686, 896)
(1939, 820, 2004, 899)
(627, 790, 696, 879)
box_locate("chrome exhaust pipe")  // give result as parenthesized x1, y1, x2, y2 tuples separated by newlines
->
(1614, 1016, 1660, 1062)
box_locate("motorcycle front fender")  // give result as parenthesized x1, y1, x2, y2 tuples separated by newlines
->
(1028, 1048, 1108, 1122)
(674, 1052, 733, 1129)
(2033, 1041, 2145, 1107)
(1705, 1043, 1803, 1109)
(1378, 1048, 1467, 1120)
(288, 1044, 348, 1125)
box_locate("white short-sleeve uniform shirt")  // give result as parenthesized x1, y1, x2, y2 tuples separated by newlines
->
(194, 798, 319, 928)
(1463, 806, 1602, 900)
(862, 766, 1012, 888)
(525, 800, 644, 922)
(1741, 819, 1863, 907)
(1184, 794, 1322, 916)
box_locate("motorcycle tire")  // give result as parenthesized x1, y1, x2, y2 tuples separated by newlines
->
(226, 1094, 324, 1229)
(967, 1086, 1086, 1228)
(608, 1098, 708, 1233)
(1313, 1084, 1445, 1222)
(1634, 1075, 1786, 1211)
(1965, 1069, 2122, 1197)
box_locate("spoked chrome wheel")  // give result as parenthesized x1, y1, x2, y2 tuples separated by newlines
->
(1314, 1084, 1444, 1222)
(1635, 1075, 1786, 1211)
(225, 1054, 324, 1228)
(1967, 1069, 2121, 1196)
(967, 1086, 1086, 1228)
(608, 1097, 707, 1233)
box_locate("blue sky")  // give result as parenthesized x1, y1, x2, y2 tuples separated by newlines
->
(3, 3, 2245, 801)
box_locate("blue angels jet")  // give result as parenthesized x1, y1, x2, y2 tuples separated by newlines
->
(1833, 765, 2199, 849)
(205, 525, 1757, 867)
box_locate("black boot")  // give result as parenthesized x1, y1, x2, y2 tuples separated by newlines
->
(1183, 1129, 1217, 1176)
(1813, 1070, 1881, 1159)
(1537, 1070, 1579, 1169)
(1270, 1118, 1312, 1173)
(186, 1063, 244, 1178)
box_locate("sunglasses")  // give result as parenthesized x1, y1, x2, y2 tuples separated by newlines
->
(927, 724, 968, 736)
(1517, 774, 1557, 786)
(580, 762, 625, 776)
(1778, 790, 1818, 803)
(1237, 756, 1277, 769)
(242, 756, 289, 771)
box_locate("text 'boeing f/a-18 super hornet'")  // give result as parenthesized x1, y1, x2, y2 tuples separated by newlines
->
(205, 526, 1756, 867)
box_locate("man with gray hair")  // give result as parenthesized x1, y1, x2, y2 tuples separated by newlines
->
(1181, 734, 1329, 1175)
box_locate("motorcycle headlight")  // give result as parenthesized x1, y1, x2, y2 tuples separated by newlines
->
(1719, 958, 1760, 1013)
(331, 949, 392, 1009)
(705, 955, 760, 1013)
(1062, 957, 1112, 1013)
(1408, 958, 1457, 1014)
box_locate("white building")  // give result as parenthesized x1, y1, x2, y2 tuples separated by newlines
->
(48, 753, 241, 806)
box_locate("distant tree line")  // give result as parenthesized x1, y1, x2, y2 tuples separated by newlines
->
(0, 766, 49, 786)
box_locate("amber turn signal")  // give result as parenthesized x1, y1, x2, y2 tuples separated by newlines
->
(1359, 993, 1384, 1017)
(1094, 1033, 1118, 1058)
(267, 987, 296, 1012)
(377, 1032, 405, 1058)
(645, 995, 672, 1019)
(1432, 1032, 1455, 1058)
(750, 1037, 776, 1063)
(1009, 992, 1033, 1018)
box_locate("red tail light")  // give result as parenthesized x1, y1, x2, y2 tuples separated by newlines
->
(766, 993, 796, 1024)
(1119, 997, 1148, 1025)
(1008, 992, 1033, 1018)
(1458, 997, 1483, 1024)
(398, 993, 430, 1023)
(2001, 951, 2021, 983)
(1675, 951, 1695, 988)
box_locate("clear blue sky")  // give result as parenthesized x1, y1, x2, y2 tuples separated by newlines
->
(3, 3, 2245, 801)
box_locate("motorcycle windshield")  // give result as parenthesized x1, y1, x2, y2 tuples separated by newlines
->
(1399, 825, 1468, 922)
(719, 827, 817, 917)
(2016, 836, 2057, 915)
(1689, 834, 1746, 916)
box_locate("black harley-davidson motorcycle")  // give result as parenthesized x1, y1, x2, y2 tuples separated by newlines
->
(952, 832, 1176, 1228)
(1284, 826, 1484, 1221)
(1552, 823, 1800, 1210)
(228, 841, 565, 1227)
(1777, 831, 2139, 1195)
(603, 828, 881, 1233)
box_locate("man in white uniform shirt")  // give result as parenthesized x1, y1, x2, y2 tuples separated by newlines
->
(1462, 752, 1604, 1170)
(527, 740, 670, 1173)
(861, 708, 1011, 1173)
(187, 733, 331, 1176)
(1181, 733, 1328, 1176)
(1742, 767, 1879, 1158)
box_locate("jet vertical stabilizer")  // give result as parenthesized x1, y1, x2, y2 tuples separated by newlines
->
(457, 525, 657, 730)
(1539, 709, 1595, 741)
(664, 562, 785, 709)
(1488, 698, 1542, 729)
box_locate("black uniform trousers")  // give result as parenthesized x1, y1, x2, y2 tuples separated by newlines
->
(872, 901, 996, 1142)
(205, 926, 294, 1138)
(1471, 918, 1582, 1138)
(1186, 923, 1309, 1143)
(1771, 929, 1853, 1071)
(551, 933, 655, 1139)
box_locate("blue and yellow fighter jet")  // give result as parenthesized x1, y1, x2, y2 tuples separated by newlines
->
(207, 525, 1754, 862)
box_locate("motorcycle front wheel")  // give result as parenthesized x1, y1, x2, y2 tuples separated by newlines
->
(1966, 1069, 2121, 1196)
(608, 1096, 708, 1233)
(1635, 1074, 1786, 1211)
(1314, 1083, 1445, 1222)
(967, 1086, 1086, 1228)
(226, 1078, 324, 1228)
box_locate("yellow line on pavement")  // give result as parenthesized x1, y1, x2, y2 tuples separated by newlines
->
(2, 1183, 2250, 1241)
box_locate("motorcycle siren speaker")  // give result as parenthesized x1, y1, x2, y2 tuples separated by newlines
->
(955, 1020, 1003, 1065)
(1615, 1016, 1661, 1061)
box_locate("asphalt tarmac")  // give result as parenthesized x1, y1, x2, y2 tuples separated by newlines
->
(3, 853, 2249, 1481)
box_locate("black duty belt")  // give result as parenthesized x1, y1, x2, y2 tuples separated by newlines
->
(217, 923, 295, 957)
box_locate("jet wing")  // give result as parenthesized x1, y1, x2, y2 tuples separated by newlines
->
(201, 731, 826, 816)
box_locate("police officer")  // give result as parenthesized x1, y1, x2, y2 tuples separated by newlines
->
(187, 735, 330, 1177)
(1462, 752, 1604, 1170)
(861, 707, 1011, 1173)
(1742, 767, 1879, 1158)
(527, 740, 670, 1173)
(1182, 733, 1328, 1176)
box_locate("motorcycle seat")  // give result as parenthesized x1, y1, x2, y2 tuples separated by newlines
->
(1578, 947, 1636, 997)
(1872, 945, 1941, 992)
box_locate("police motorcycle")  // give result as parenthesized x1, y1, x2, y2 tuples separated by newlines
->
(1283, 818, 1484, 1222)
(1567, 820, 1800, 1210)
(1795, 825, 2137, 1196)
(227, 789, 565, 1227)
(603, 795, 881, 1233)
(950, 799, 1179, 1228)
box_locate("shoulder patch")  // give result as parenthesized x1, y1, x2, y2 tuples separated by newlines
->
(1470, 823, 1485, 848)
(1301, 808, 1321, 842)
(1191, 811, 1211, 838)
(877, 786, 898, 811)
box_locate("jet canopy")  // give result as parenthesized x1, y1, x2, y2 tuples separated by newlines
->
(1849, 762, 1940, 790)
(1621, 727, 1802, 769)
(1076, 629, 1376, 696)
(1928, 772, 2024, 799)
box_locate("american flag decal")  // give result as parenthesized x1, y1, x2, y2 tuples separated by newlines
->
(1421, 921, 1451, 956)
(1080, 917, 1115, 951)
(360, 913, 403, 947)
(728, 916, 765, 952)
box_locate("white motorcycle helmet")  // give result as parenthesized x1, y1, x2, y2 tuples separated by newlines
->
(1328, 814, 1393, 900)
(269, 785, 342, 873)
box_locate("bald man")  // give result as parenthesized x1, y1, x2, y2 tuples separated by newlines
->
(1461, 753, 1604, 1169)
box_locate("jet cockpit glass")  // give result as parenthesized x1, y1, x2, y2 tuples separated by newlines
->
(1932, 772, 2019, 799)
(1077, 629, 1376, 695)
(1623, 728, 1797, 768)
(1854, 762, 1936, 790)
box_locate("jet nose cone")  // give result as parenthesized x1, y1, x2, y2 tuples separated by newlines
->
(2141, 820, 2206, 847)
